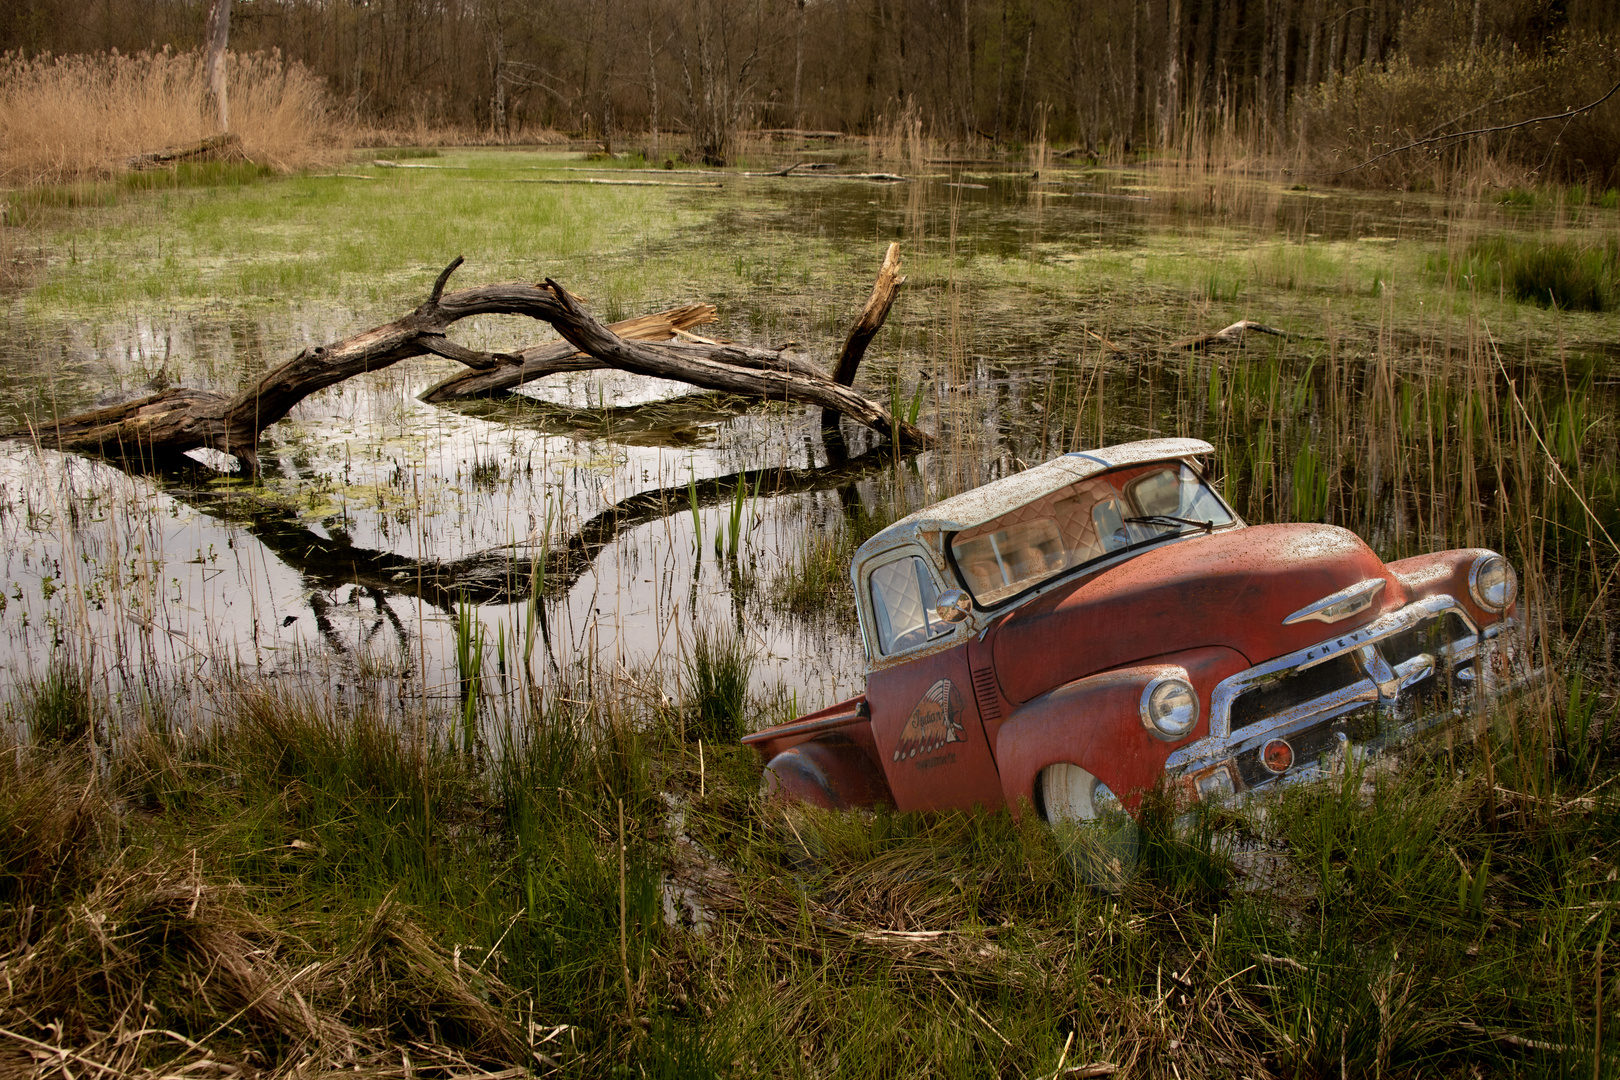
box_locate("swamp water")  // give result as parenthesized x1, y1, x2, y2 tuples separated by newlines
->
(1, 150, 1616, 732)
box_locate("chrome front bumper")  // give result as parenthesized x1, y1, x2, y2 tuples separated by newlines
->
(1165, 595, 1538, 800)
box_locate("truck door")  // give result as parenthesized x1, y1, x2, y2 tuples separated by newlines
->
(862, 551, 1005, 813)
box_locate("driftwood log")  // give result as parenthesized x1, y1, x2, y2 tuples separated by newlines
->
(6, 248, 927, 474)
(1170, 320, 1286, 350)
(127, 132, 243, 171)
(825, 242, 906, 429)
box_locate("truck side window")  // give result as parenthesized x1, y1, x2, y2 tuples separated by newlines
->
(870, 555, 948, 655)
(1131, 468, 1181, 515)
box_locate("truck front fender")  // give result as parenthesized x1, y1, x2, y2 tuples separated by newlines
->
(1387, 548, 1517, 626)
(994, 646, 1249, 819)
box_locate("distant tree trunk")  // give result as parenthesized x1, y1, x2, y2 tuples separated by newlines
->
(204, 0, 231, 132)
(1129, 0, 1140, 147)
(793, 0, 805, 127)
(1161, 0, 1181, 147)
(994, 0, 1008, 144)
(1327, 1, 1342, 78)
(648, 27, 661, 152)
(895, 0, 908, 111)
(1015, 21, 1033, 141)
(486, 3, 508, 138)
(1202, 0, 1220, 109)
(1303, 0, 1321, 89)
(1273, 0, 1290, 141)
(961, 0, 977, 140)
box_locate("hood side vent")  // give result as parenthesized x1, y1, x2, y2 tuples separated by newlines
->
(972, 664, 1003, 722)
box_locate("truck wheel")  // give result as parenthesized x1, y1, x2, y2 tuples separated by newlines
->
(1038, 762, 1138, 892)
(1039, 762, 1123, 823)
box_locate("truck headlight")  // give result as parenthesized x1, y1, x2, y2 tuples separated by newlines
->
(1469, 553, 1517, 613)
(1141, 676, 1199, 741)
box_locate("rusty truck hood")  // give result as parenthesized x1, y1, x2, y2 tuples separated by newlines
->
(987, 523, 1400, 705)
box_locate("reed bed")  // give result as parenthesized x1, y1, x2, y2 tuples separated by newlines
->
(0, 48, 349, 188)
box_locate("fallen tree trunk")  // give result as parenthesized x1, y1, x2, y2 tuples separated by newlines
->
(535, 279, 931, 447)
(127, 132, 243, 171)
(419, 303, 717, 402)
(6, 251, 928, 473)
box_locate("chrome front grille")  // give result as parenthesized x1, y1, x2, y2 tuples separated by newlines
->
(1227, 653, 1364, 731)
(1224, 608, 1474, 733)
(1213, 595, 1480, 742)
(1166, 595, 1492, 782)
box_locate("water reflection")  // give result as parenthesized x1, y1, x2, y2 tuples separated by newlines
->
(0, 361, 896, 717)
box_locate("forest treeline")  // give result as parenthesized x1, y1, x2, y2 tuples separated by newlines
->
(5, 0, 1620, 183)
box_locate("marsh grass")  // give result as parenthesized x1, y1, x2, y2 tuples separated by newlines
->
(1435, 236, 1620, 311)
(15, 657, 93, 745)
(3, 608, 1619, 1078)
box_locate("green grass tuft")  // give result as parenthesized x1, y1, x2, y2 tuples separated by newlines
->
(20, 659, 93, 745)
(682, 624, 754, 742)
(1451, 236, 1618, 311)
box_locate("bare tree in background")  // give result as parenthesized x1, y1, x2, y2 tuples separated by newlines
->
(204, 0, 230, 131)
(3, 0, 1616, 178)
(680, 0, 762, 164)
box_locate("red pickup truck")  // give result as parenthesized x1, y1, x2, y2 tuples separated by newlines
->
(743, 438, 1532, 827)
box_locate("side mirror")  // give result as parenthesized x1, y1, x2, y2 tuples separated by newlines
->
(936, 589, 972, 623)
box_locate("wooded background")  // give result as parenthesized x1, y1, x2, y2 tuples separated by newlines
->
(5, 0, 1619, 179)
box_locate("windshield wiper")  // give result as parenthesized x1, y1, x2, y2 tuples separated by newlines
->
(1123, 514, 1215, 535)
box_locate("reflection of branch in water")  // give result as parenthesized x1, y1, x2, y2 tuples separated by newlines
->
(451, 444, 899, 601)
(307, 590, 350, 654)
(162, 443, 901, 615)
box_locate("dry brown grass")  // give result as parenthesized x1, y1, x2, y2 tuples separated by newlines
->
(0, 731, 528, 1080)
(0, 48, 350, 187)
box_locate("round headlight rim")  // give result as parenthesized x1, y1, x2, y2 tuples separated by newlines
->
(1140, 675, 1200, 742)
(1468, 552, 1518, 614)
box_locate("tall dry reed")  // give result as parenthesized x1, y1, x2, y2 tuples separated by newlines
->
(0, 47, 348, 187)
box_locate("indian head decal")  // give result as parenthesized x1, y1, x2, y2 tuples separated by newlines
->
(893, 679, 965, 762)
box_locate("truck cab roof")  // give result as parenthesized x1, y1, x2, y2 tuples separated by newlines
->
(853, 438, 1217, 571)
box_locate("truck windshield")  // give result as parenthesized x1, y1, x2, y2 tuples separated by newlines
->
(949, 462, 1234, 606)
